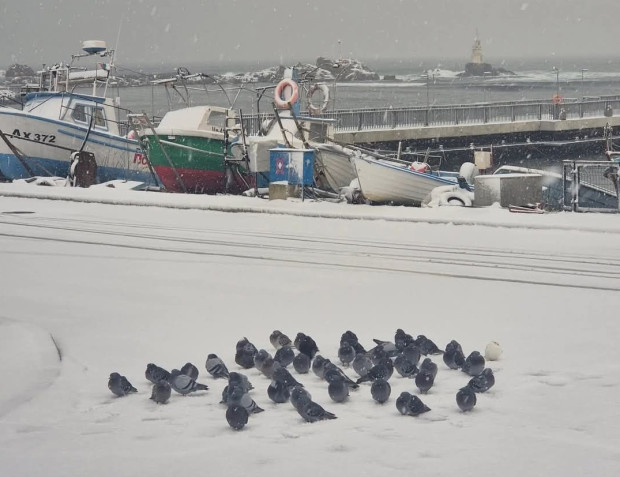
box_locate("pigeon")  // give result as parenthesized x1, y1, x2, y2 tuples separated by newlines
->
(340, 330, 366, 354)
(456, 386, 477, 412)
(274, 346, 295, 368)
(292, 352, 311, 374)
(169, 369, 209, 395)
(356, 357, 393, 384)
(108, 372, 137, 397)
(273, 366, 303, 390)
(294, 332, 319, 359)
(180, 362, 199, 381)
(205, 354, 230, 379)
(420, 358, 438, 379)
(338, 341, 356, 367)
(484, 341, 503, 361)
(415, 335, 443, 355)
(327, 378, 349, 403)
(226, 404, 249, 430)
(235, 337, 258, 369)
(150, 380, 171, 404)
(396, 392, 431, 416)
(145, 363, 171, 384)
(312, 355, 328, 379)
(462, 351, 486, 377)
(260, 356, 278, 379)
(226, 385, 264, 413)
(228, 372, 253, 392)
(468, 368, 495, 393)
(298, 400, 337, 423)
(401, 343, 421, 366)
(268, 379, 291, 404)
(443, 340, 466, 370)
(394, 328, 416, 351)
(352, 353, 373, 378)
(269, 330, 292, 350)
(290, 385, 312, 412)
(370, 378, 391, 404)
(414, 370, 435, 394)
(323, 361, 359, 389)
(394, 354, 418, 378)
(370, 339, 399, 358)
(253, 349, 272, 373)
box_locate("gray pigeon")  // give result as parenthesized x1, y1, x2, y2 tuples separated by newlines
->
(420, 357, 438, 379)
(415, 335, 443, 356)
(396, 392, 431, 416)
(352, 353, 372, 378)
(402, 343, 421, 366)
(274, 346, 295, 368)
(323, 362, 359, 389)
(273, 366, 303, 390)
(312, 355, 328, 379)
(269, 330, 292, 350)
(456, 386, 477, 412)
(394, 328, 415, 351)
(170, 369, 209, 395)
(253, 349, 272, 373)
(443, 340, 465, 370)
(180, 362, 199, 381)
(327, 378, 349, 403)
(108, 372, 137, 397)
(370, 378, 391, 404)
(338, 341, 356, 367)
(235, 337, 258, 369)
(292, 353, 311, 374)
(227, 385, 264, 413)
(468, 368, 495, 393)
(462, 351, 486, 377)
(290, 385, 312, 412)
(298, 400, 337, 423)
(260, 356, 278, 379)
(226, 404, 249, 430)
(145, 363, 171, 384)
(205, 354, 230, 379)
(150, 380, 171, 404)
(415, 370, 435, 394)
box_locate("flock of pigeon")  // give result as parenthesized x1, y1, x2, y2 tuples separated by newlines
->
(108, 329, 502, 430)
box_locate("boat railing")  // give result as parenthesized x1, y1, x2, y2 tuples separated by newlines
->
(240, 96, 620, 136)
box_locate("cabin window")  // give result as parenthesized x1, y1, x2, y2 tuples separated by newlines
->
(71, 104, 107, 129)
(208, 111, 227, 130)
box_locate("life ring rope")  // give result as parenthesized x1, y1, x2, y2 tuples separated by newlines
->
(307, 83, 330, 115)
(274, 79, 299, 109)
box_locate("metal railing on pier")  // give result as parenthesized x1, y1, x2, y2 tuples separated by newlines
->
(240, 95, 620, 137)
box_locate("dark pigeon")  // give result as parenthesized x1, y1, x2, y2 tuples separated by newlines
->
(337, 341, 356, 367)
(228, 372, 253, 392)
(269, 330, 292, 350)
(298, 400, 337, 423)
(443, 340, 466, 370)
(312, 355, 328, 379)
(396, 391, 430, 416)
(394, 354, 418, 378)
(370, 378, 391, 404)
(356, 357, 393, 384)
(415, 335, 443, 356)
(468, 368, 495, 393)
(290, 385, 312, 412)
(420, 358, 438, 379)
(145, 363, 171, 384)
(274, 346, 295, 368)
(108, 372, 137, 397)
(267, 379, 291, 404)
(226, 404, 249, 430)
(292, 352, 311, 374)
(150, 380, 172, 404)
(273, 366, 303, 390)
(352, 353, 373, 378)
(402, 343, 421, 366)
(180, 362, 199, 381)
(327, 378, 349, 403)
(462, 351, 486, 377)
(295, 332, 319, 359)
(226, 385, 264, 413)
(456, 386, 477, 412)
(323, 361, 359, 389)
(394, 328, 415, 351)
(415, 370, 435, 394)
(340, 330, 366, 354)
(235, 337, 258, 369)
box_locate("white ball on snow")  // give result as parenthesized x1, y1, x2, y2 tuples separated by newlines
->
(485, 341, 503, 361)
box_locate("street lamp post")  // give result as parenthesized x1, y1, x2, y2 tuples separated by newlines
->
(422, 70, 434, 125)
(580, 68, 588, 99)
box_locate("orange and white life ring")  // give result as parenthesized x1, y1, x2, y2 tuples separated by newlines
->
(274, 79, 299, 109)
(552, 94, 562, 105)
(307, 83, 330, 115)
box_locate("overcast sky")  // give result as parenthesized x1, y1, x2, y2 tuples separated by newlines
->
(2, 0, 620, 69)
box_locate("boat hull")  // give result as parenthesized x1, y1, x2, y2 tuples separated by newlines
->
(0, 109, 156, 185)
(314, 143, 357, 192)
(353, 155, 458, 205)
(143, 133, 249, 193)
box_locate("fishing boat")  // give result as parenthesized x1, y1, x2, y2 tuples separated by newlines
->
(313, 143, 357, 193)
(0, 40, 158, 186)
(352, 153, 473, 205)
(135, 105, 251, 193)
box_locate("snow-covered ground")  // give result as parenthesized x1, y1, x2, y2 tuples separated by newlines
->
(1, 183, 619, 476)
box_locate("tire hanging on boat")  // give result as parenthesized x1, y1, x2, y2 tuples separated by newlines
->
(274, 79, 299, 109)
(307, 83, 330, 115)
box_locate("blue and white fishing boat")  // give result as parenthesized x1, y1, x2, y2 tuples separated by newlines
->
(0, 40, 158, 186)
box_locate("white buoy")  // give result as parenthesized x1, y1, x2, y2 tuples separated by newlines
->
(484, 341, 503, 361)
(82, 40, 107, 55)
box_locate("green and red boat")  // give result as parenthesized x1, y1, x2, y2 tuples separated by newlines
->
(139, 105, 252, 193)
